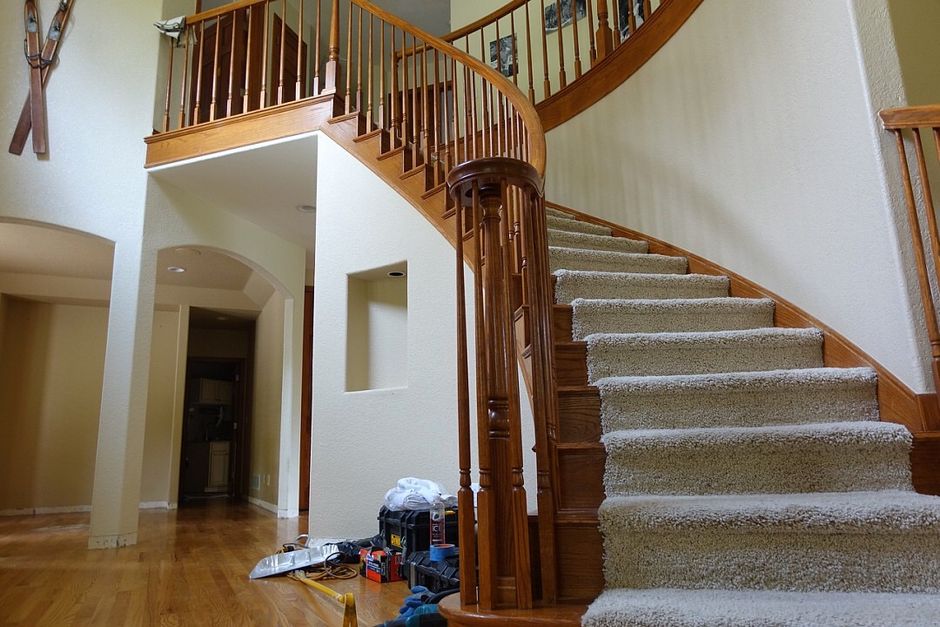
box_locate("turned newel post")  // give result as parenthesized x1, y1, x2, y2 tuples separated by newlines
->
(448, 159, 536, 611)
(595, 0, 613, 61)
(323, 0, 341, 94)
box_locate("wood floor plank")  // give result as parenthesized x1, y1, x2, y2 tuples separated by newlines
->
(0, 502, 410, 626)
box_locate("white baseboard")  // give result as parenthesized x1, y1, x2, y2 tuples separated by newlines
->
(1, 502, 175, 517)
(139, 501, 172, 510)
(0, 505, 92, 516)
(247, 496, 278, 514)
(88, 532, 137, 549)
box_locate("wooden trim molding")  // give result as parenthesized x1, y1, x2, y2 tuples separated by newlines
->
(144, 95, 339, 167)
(545, 200, 937, 434)
(880, 105, 940, 130)
(536, 0, 704, 131)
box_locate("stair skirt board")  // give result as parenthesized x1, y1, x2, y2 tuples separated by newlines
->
(535, 209, 940, 625)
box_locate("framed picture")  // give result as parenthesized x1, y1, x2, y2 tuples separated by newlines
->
(489, 34, 516, 78)
(618, 0, 647, 40)
(544, 0, 587, 33)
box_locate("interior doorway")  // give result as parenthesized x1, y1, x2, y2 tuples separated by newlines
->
(178, 309, 256, 505)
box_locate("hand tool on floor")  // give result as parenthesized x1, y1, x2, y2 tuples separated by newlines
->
(288, 570, 358, 627)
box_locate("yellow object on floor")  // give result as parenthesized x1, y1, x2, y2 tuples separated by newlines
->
(289, 570, 358, 627)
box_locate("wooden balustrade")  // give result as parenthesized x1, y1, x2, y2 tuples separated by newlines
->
(152, 0, 557, 613)
(318, 0, 552, 611)
(881, 105, 940, 396)
(447, 158, 557, 608)
(443, 0, 664, 105)
(156, 0, 325, 133)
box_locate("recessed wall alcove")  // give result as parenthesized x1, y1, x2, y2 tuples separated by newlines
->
(345, 261, 408, 392)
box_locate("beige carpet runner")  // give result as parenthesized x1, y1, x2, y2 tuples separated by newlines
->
(542, 207, 940, 626)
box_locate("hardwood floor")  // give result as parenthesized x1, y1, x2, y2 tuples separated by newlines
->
(0, 501, 410, 626)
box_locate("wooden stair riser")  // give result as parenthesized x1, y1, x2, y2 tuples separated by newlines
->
(556, 343, 589, 386)
(558, 388, 602, 443)
(556, 445, 605, 512)
(555, 522, 605, 602)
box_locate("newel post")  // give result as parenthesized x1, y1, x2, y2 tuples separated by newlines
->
(323, 0, 341, 94)
(595, 0, 614, 61)
(448, 159, 537, 611)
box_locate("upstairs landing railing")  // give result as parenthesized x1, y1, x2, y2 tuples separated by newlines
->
(443, 0, 663, 105)
(881, 106, 940, 397)
(156, 0, 333, 133)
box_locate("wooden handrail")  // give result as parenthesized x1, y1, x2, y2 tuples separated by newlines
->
(340, 0, 550, 611)
(880, 105, 940, 395)
(441, 0, 671, 104)
(350, 0, 545, 177)
(881, 105, 940, 130)
(439, 0, 702, 133)
(152, 0, 554, 613)
(188, 0, 266, 25)
(157, 0, 327, 131)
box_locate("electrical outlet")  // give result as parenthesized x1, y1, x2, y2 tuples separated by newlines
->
(265, 474, 271, 486)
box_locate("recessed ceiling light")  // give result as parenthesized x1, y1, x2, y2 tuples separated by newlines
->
(296, 204, 316, 213)
(167, 266, 186, 273)
(388, 270, 405, 278)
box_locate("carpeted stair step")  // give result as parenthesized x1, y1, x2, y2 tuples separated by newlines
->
(548, 229, 648, 254)
(595, 367, 879, 431)
(582, 588, 940, 627)
(585, 328, 823, 381)
(599, 490, 940, 593)
(547, 214, 612, 236)
(553, 270, 729, 304)
(546, 206, 574, 219)
(550, 247, 687, 274)
(571, 297, 774, 339)
(602, 421, 912, 496)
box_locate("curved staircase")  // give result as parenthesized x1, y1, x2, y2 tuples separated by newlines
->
(538, 204, 940, 625)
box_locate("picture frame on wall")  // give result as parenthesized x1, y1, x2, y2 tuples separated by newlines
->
(544, 0, 587, 33)
(618, 0, 648, 40)
(489, 34, 517, 78)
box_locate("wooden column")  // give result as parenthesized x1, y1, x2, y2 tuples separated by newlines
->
(448, 159, 539, 611)
(323, 0, 341, 93)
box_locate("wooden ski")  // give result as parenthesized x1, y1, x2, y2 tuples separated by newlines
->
(23, 0, 46, 154)
(9, 0, 74, 156)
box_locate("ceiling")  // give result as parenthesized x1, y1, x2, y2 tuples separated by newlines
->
(190, 306, 258, 329)
(149, 134, 319, 271)
(0, 222, 258, 291)
(157, 247, 254, 290)
(0, 222, 114, 280)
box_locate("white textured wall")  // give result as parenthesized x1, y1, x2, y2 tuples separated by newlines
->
(311, 134, 538, 538)
(0, 0, 308, 540)
(251, 292, 286, 508)
(140, 309, 183, 505)
(545, 0, 930, 392)
(312, 135, 462, 538)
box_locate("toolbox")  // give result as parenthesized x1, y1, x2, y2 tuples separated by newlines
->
(402, 550, 460, 593)
(378, 506, 459, 557)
